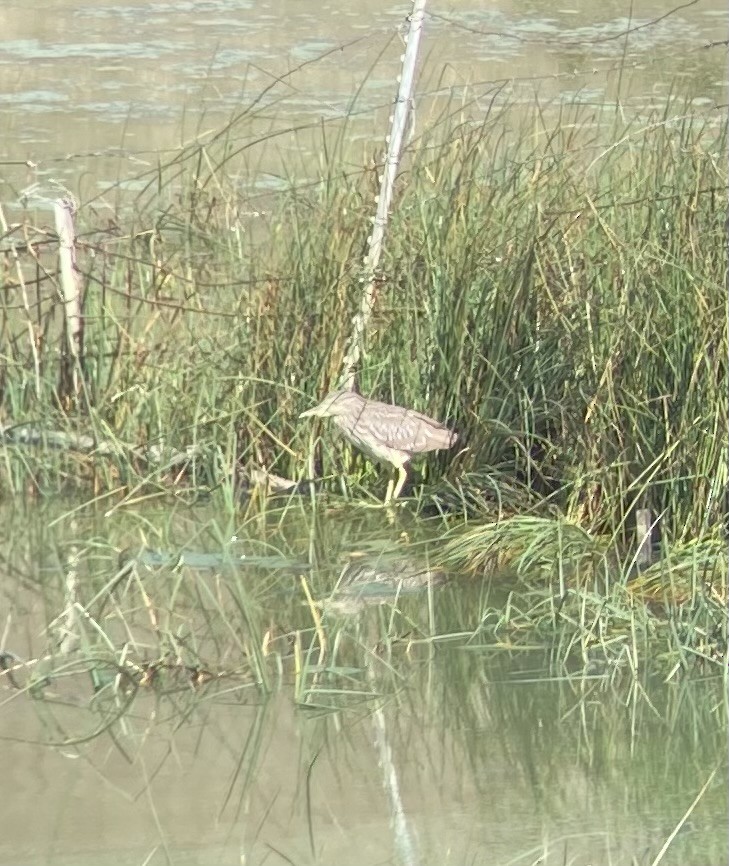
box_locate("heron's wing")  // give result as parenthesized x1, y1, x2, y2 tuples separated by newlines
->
(361, 406, 457, 455)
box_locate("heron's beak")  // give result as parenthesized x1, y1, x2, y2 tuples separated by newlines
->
(299, 407, 318, 419)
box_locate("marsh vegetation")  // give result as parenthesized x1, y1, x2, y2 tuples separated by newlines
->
(0, 35, 727, 862)
(2, 96, 726, 583)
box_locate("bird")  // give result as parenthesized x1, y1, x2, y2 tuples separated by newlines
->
(299, 390, 458, 503)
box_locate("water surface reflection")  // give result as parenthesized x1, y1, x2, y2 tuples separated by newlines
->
(1, 550, 725, 865)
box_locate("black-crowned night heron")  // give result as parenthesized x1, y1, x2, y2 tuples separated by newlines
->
(300, 390, 458, 502)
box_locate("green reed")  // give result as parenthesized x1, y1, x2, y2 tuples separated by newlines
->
(0, 96, 726, 552)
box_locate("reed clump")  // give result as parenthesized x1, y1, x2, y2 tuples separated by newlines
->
(0, 98, 726, 557)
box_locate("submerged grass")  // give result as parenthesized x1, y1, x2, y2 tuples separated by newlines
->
(0, 500, 725, 724)
(3, 501, 725, 864)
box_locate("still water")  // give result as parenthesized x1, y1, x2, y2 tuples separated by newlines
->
(0, 0, 726, 200)
(0, 502, 726, 865)
(0, 1, 727, 862)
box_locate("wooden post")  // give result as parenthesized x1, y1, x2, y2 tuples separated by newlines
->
(635, 508, 654, 568)
(338, 0, 427, 392)
(54, 197, 83, 388)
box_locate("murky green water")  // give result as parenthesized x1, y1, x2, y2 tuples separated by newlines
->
(0, 0, 726, 199)
(0, 500, 726, 865)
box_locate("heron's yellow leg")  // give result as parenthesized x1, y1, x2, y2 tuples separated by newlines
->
(392, 466, 408, 500)
(384, 478, 395, 505)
